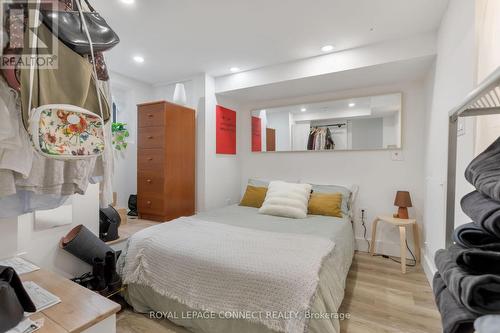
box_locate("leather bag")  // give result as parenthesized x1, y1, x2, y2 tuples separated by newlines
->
(0, 266, 36, 332)
(40, 0, 120, 55)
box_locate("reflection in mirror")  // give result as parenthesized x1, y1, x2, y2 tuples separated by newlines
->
(251, 93, 402, 152)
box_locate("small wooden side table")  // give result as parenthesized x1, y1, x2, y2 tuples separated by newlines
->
(369, 216, 421, 273)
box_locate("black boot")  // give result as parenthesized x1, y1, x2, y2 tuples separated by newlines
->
(104, 251, 122, 293)
(91, 258, 107, 293)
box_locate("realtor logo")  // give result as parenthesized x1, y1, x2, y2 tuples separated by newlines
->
(1, 0, 59, 69)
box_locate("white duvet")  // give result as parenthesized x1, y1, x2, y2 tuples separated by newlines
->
(121, 217, 335, 333)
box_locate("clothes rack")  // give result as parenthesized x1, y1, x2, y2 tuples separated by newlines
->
(311, 123, 346, 128)
(446, 66, 500, 247)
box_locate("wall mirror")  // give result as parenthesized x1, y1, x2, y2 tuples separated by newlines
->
(251, 93, 402, 152)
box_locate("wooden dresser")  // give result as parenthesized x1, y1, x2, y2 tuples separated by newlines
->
(137, 101, 195, 222)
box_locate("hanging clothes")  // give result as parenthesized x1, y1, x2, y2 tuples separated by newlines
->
(90, 80, 114, 207)
(307, 126, 336, 151)
(325, 128, 335, 150)
(19, 23, 111, 129)
(307, 128, 315, 150)
(0, 78, 33, 177)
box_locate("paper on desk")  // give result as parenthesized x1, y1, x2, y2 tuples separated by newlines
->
(23, 281, 61, 313)
(0, 257, 39, 275)
(6, 317, 43, 333)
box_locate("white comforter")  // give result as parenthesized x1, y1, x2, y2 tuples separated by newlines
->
(122, 217, 335, 333)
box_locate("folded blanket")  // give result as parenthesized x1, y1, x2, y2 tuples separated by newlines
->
(122, 217, 335, 333)
(453, 222, 500, 251)
(435, 248, 500, 314)
(465, 136, 500, 202)
(433, 273, 476, 333)
(448, 244, 500, 275)
(461, 191, 500, 238)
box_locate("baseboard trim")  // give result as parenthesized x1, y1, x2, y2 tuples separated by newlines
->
(422, 252, 437, 287)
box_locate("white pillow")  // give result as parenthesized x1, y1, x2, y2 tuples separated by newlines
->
(259, 181, 312, 219)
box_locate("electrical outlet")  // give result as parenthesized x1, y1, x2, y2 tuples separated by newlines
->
(391, 151, 404, 161)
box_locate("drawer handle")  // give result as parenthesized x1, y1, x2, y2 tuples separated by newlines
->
(147, 114, 153, 118)
(148, 157, 153, 161)
(147, 201, 152, 206)
(146, 179, 152, 183)
(147, 136, 153, 139)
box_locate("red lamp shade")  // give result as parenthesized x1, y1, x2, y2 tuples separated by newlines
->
(394, 191, 412, 219)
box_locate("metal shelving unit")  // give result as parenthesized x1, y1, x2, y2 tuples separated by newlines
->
(446, 66, 500, 246)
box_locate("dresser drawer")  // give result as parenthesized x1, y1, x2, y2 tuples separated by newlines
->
(138, 171, 164, 194)
(138, 104, 165, 128)
(138, 149, 164, 171)
(138, 194, 165, 216)
(138, 127, 164, 149)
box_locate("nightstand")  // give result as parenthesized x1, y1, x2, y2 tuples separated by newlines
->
(369, 216, 421, 273)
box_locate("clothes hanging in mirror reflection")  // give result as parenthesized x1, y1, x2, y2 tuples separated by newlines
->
(307, 127, 335, 151)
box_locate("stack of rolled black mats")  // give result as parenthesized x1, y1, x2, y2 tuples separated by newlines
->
(433, 136, 500, 333)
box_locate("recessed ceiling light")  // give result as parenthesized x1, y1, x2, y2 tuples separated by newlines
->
(230, 67, 240, 73)
(121, 0, 135, 4)
(321, 45, 334, 52)
(349, 103, 356, 107)
(133, 55, 144, 63)
(300, 108, 307, 112)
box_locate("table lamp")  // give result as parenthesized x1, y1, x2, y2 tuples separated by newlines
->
(394, 191, 412, 219)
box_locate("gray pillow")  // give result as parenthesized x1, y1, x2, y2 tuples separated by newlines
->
(248, 178, 300, 188)
(248, 178, 270, 188)
(310, 184, 352, 216)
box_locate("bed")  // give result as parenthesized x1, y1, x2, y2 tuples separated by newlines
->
(119, 204, 355, 333)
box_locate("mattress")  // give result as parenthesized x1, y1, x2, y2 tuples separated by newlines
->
(120, 205, 355, 333)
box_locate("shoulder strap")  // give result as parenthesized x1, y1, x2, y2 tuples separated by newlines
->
(81, 0, 96, 13)
(27, 0, 41, 116)
(75, 0, 106, 129)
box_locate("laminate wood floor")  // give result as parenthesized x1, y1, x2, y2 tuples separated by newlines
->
(116, 252, 442, 333)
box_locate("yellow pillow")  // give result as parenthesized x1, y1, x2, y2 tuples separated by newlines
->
(308, 192, 343, 218)
(239, 185, 268, 208)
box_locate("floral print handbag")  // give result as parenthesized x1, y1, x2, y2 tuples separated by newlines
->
(27, 0, 105, 160)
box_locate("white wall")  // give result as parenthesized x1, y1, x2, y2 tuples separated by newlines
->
(153, 80, 197, 109)
(110, 72, 154, 208)
(0, 185, 100, 278)
(475, 0, 500, 152)
(266, 111, 292, 151)
(351, 118, 383, 150)
(239, 80, 427, 257)
(17, 185, 100, 278)
(422, 0, 476, 281)
(204, 76, 242, 209)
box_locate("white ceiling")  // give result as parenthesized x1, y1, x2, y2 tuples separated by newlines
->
(219, 56, 435, 103)
(95, 0, 448, 85)
(254, 93, 400, 122)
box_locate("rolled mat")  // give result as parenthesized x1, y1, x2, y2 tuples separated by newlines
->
(465, 136, 500, 202)
(433, 272, 476, 333)
(435, 248, 500, 315)
(461, 191, 500, 238)
(60, 225, 113, 266)
(448, 244, 500, 275)
(453, 223, 500, 251)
